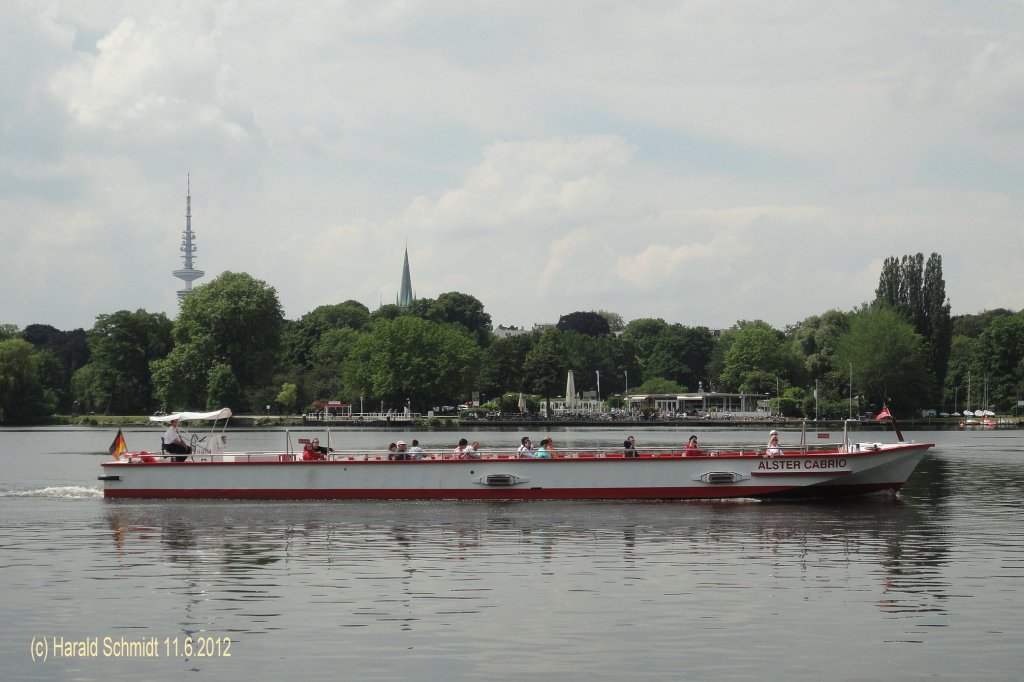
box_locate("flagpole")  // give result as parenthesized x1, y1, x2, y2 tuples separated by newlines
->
(891, 413, 905, 442)
(879, 404, 905, 443)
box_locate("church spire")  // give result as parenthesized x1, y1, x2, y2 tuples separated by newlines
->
(397, 241, 415, 307)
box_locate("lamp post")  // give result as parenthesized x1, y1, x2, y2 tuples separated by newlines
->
(775, 377, 780, 417)
(624, 370, 629, 415)
(814, 380, 818, 421)
(849, 362, 853, 419)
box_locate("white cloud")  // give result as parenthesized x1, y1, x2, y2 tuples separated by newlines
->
(1, 1, 1021, 332)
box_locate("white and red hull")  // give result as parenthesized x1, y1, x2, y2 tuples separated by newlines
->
(99, 441, 932, 501)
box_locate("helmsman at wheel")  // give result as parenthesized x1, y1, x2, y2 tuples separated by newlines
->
(164, 419, 192, 461)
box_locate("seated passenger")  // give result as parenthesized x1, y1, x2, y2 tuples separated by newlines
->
(517, 436, 535, 458)
(766, 429, 782, 457)
(393, 440, 411, 460)
(304, 438, 327, 461)
(163, 419, 191, 462)
(623, 435, 638, 458)
(685, 435, 702, 455)
(534, 438, 552, 459)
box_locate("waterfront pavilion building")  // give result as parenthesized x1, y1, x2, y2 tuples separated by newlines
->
(627, 392, 769, 418)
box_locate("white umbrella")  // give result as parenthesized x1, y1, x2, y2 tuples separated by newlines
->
(518, 393, 526, 413)
(565, 370, 576, 412)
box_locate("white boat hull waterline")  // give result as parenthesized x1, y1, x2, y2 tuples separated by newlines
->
(99, 436, 932, 501)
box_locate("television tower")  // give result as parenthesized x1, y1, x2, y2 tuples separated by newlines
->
(173, 175, 205, 300)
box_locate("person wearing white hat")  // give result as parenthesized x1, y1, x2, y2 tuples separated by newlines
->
(766, 429, 781, 457)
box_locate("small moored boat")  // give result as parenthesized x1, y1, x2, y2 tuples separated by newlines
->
(98, 410, 932, 501)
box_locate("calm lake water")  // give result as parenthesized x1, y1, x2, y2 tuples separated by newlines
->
(2, 425, 1023, 681)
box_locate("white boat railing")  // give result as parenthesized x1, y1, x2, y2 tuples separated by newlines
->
(120, 426, 888, 465)
(177, 442, 853, 464)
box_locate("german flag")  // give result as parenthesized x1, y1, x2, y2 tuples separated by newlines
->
(108, 429, 128, 459)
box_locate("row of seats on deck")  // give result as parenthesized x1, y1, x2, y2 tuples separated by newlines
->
(276, 450, 726, 461)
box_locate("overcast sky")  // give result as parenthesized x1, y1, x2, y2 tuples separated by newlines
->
(3, 1, 1022, 333)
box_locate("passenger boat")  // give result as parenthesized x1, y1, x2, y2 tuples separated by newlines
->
(97, 409, 932, 501)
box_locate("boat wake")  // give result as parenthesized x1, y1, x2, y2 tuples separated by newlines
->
(1, 486, 104, 499)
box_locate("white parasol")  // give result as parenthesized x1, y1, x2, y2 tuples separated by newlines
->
(565, 370, 577, 412)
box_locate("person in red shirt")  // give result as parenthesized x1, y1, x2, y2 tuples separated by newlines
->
(303, 438, 326, 461)
(684, 434, 702, 455)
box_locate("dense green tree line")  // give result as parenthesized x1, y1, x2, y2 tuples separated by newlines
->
(2, 253, 1021, 424)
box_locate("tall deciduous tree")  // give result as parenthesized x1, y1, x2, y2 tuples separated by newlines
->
(72, 309, 173, 414)
(718, 321, 800, 393)
(21, 324, 89, 412)
(344, 317, 480, 412)
(152, 272, 283, 410)
(620, 317, 669, 385)
(206, 363, 242, 409)
(282, 300, 371, 370)
(477, 333, 536, 397)
(974, 312, 1024, 411)
(304, 327, 363, 405)
(0, 339, 55, 423)
(834, 305, 932, 410)
(411, 292, 494, 347)
(596, 311, 626, 333)
(646, 325, 714, 391)
(523, 330, 564, 414)
(788, 310, 850, 382)
(557, 311, 611, 337)
(875, 252, 952, 401)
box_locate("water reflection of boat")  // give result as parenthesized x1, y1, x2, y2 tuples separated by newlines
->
(98, 412, 932, 501)
(103, 490, 951, 621)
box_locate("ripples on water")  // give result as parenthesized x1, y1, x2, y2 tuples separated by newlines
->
(2, 429, 1024, 680)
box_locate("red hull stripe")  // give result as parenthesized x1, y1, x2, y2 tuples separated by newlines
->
(103, 482, 903, 501)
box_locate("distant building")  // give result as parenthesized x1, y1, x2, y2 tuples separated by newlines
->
(627, 391, 768, 417)
(396, 244, 415, 308)
(493, 324, 531, 339)
(173, 176, 205, 300)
